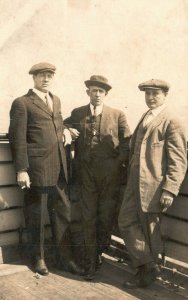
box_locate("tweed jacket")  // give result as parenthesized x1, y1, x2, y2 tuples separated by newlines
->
(65, 104, 131, 163)
(9, 89, 68, 186)
(130, 106, 187, 212)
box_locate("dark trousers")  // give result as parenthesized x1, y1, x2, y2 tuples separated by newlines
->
(80, 156, 121, 264)
(24, 173, 71, 261)
(118, 164, 163, 268)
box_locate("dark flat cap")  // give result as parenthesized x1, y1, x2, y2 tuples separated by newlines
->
(29, 62, 56, 75)
(85, 75, 112, 92)
(138, 79, 170, 92)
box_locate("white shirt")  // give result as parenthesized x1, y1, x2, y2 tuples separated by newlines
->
(144, 103, 166, 126)
(90, 103, 103, 116)
(33, 88, 53, 111)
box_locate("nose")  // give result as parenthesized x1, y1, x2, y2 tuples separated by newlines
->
(43, 75, 49, 81)
(96, 90, 100, 96)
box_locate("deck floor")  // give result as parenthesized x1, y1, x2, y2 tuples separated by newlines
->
(0, 255, 188, 300)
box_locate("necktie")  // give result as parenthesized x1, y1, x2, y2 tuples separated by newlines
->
(91, 106, 97, 135)
(93, 106, 97, 119)
(45, 94, 52, 111)
(143, 110, 153, 126)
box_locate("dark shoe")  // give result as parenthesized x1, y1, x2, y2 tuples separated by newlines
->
(96, 254, 103, 270)
(140, 262, 161, 287)
(123, 262, 161, 289)
(123, 267, 143, 289)
(58, 260, 85, 276)
(84, 263, 96, 281)
(66, 260, 85, 275)
(35, 258, 49, 276)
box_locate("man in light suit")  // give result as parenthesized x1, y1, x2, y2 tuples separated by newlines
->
(118, 79, 187, 288)
(9, 62, 82, 276)
(65, 75, 131, 280)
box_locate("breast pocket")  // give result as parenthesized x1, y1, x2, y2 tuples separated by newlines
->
(151, 140, 165, 148)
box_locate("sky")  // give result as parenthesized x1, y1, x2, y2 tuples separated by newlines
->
(0, 0, 187, 135)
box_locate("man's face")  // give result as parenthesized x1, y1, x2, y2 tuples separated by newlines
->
(33, 72, 54, 92)
(145, 89, 167, 109)
(87, 86, 107, 106)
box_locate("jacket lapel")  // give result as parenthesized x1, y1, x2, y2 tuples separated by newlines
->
(29, 90, 53, 116)
(143, 108, 168, 140)
(100, 105, 110, 136)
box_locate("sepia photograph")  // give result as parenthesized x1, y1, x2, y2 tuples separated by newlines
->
(0, 0, 188, 299)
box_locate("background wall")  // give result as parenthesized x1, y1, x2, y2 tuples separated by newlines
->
(0, 0, 187, 135)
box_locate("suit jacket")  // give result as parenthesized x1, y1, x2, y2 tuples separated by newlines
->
(130, 106, 187, 212)
(65, 104, 131, 162)
(9, 89, 68, 186)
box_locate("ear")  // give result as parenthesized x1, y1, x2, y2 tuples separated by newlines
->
(105, 91, 108, 96)
(86, 89, 90, 96)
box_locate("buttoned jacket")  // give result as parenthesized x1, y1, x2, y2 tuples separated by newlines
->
(9, 89, 68, 186)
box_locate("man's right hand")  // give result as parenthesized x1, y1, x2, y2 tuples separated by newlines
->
(17, 171, 31, 189)
(69, 128, 80, 140)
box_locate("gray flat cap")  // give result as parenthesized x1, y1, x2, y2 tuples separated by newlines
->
(29, 62, 56, 75)
(138, 79, 170, 92)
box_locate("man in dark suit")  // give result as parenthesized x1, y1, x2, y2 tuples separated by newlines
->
(65, 75, 131, 280)
(9, 62, 81, 276)
(118, 79, 187, 288)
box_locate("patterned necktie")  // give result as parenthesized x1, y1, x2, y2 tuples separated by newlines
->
(91, 106, 97, 135)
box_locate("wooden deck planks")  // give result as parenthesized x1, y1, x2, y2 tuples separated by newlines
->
(0, 257, 187, 300)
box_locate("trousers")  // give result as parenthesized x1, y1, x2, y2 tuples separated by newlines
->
(118, 163, 163, 268)
(24, 170, 71, 260)
(80, 156, 121, 264)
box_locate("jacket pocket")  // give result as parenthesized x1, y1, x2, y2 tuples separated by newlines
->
(27, 148, 46, 157)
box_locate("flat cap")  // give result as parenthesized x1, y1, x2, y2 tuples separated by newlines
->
(29, 62, 56, 75)
(85, 75, 112, 92)
(138, 79, 170, 92)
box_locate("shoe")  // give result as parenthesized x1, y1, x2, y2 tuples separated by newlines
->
(123, 262, 161, 289)
(34, 258, 49, 276)
(58, 260, 85, 276)
(66, 260, 85, 275)
(140, 262, 161, 287)
(84, 263, 96, 281)
(96, 254, 103, 270)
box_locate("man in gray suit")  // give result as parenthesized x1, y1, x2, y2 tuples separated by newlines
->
(65, 75, 131, 280)
(118, 79, 187, 288)
(9, 62, 81, 276)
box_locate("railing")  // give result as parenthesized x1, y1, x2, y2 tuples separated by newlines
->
(0, 134, 188, 272)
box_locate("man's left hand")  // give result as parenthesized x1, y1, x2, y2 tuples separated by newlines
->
(160, 190, 174, 212)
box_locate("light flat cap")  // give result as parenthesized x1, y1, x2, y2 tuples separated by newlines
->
(85, 75, 112, 92)
(29, 62, 56, 75)
(138, 79, 170, 92)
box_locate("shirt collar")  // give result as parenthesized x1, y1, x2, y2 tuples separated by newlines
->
(150, 103, 166, 117)
(33, 88, 48, 102)
(90, 103, 103, 115)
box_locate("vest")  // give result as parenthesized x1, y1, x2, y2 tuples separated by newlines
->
(83, 110, 111, 161)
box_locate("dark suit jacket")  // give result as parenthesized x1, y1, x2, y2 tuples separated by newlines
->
(65, 104, 131, 163)
(9, 89, 68, 186)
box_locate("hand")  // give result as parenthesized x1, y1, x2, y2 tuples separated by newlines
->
(17, 171, 31, 189)
(160, 190, 174, 212)
(69, 128, 80, 140)
(63, 128, 72, 146)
